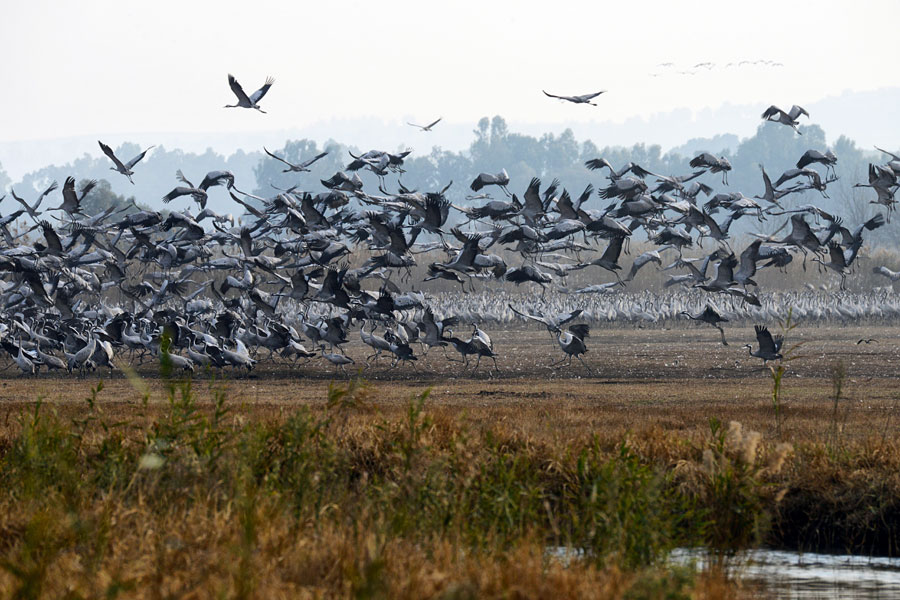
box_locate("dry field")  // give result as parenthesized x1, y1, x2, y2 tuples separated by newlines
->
(3, 323, 898, 443)
(1, 324, 899, 598)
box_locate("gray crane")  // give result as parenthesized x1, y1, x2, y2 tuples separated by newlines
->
(761, 104, 809, 134)
(407, 117, 442, 131)
(543, 90, 606, 105)
(553, 323, 592, 373)
(224, 74, 275, 113)
(264, 147, 329, 172)
(98, 141, 154, 184)
(797, 149, 837, 178)
(681, 304, 729, 346)
(690, 153, 733, 185)
(745, 325, 784, 363)
(470, 170, 511, 196)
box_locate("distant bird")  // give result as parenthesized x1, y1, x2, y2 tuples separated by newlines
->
(408, 117, 442, 131)
(263, 147, 329, 172)
(224, 74, 275, 113)
(542, 90, 606, 105)
(761, 104, 809, 134)
(857, 338, 878, 345)
(98, 141, 154, 184)
(745, 325, 784, 363)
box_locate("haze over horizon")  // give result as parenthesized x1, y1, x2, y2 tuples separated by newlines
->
(2, 0, 898, 180)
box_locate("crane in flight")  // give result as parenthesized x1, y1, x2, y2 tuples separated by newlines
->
(407, 117, 442, 131)
(761, 104, 809, 134)
(98, 141, 154, 184)
(745, 326, 784, 364)
(543, 90, 606, 106)
(224, 74, 275, 113)
(263, 147, 329, 173)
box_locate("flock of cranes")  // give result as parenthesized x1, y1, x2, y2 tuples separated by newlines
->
(0, 76, 897, 378)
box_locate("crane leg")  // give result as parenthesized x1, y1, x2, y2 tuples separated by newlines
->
(577, 355, 594, 375)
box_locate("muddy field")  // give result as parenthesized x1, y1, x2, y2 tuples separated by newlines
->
(2, 323, 898, 443)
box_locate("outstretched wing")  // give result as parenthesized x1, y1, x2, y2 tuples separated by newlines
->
(125, 145, 155, 169)
(789, 105, 809, 120)
(249, 76, 275, 103)
(568, 323, 590, 340)
(542, 90, 566, 100)
(425, 117, 442, 129)
(300, 151, 329, 168)
(98, 141, 127, 171)
(755, 325, 777, 354)
(574, 91, 605, 101)
(227, 74, 251, 105)
(228, 190, 266, 219)
(875, 146, 900, 162)
(175, 169, 194, 187)
(264, 147, 294, 167)
(556, 309, 583, 328)
(508, 303, 545, 325)
(761, 105, 784, 120)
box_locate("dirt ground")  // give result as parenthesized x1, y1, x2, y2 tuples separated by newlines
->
(1, 323, 898, 444)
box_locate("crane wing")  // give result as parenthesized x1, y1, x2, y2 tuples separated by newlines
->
(264, 147, 294, 167)
(788, 105, 809, 119)
(227, 74, 251, 104)
(575, 91, 605, 101)
(508, 303, 545, 325)
(875, 146, 900, 162)
(249, 76, 275, 103)
(300, 151, 329, 168)
(755, 325, 777, 354)
(98, 141, 127, 171)
(761, 105, 784, 120)
(568, 323, 590, 340)
(125, 146, 155, 169)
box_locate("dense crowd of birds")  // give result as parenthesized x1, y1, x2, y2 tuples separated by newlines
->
(0, 78, 898, 377)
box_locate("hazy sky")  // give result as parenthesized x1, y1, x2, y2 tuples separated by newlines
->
(3, 0, 898, 144)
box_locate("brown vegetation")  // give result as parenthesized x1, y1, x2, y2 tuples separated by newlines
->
(1, 326, 899, 597)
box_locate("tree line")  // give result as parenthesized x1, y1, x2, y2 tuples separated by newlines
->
(1, 116, 894, 243)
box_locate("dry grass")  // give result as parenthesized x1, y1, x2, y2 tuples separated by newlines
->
(1, 326, 900, 597)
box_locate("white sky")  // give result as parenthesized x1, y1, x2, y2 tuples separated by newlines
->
(2, 0, 898, 144)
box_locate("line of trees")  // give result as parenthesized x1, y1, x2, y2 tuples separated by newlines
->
(3, 117, 896, 243)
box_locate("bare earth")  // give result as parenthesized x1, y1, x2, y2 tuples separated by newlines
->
(2, 324, 897, 444)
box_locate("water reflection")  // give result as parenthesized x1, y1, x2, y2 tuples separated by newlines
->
(672, 548, 900, 599)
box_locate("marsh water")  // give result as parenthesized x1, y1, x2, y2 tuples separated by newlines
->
(668, 548, 900, 598)
(549, 547, 900, 598)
